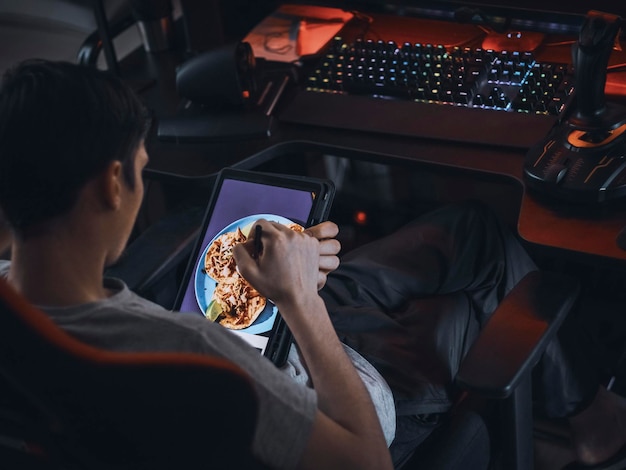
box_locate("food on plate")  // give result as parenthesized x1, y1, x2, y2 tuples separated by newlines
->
(287, 222, 305, 233)
(208, 276, 266, 329)
(203, 218, 303, 329)
(204, 228, 246, 281)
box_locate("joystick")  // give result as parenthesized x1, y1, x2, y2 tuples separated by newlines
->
(523, 11, 626, 203)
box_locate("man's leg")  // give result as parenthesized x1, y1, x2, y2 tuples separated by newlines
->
(320, 200, 601, 464)
(322, 200, 536, 328)
(321, 201, 537, 463)
(321, 201, 537, 399)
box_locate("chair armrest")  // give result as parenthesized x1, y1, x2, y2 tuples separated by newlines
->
(456, 270, 580, 399)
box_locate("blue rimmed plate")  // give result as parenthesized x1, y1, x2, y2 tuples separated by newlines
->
(194, 214, 295, 334)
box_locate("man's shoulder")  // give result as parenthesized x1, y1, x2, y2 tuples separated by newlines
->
(41, 277, 222, 354)
(94, 278, 210, 332)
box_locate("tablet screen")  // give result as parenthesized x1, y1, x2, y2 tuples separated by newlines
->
(176, 171, 324, 354)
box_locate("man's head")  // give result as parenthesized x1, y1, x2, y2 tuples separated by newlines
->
(0, 60, 151, 239)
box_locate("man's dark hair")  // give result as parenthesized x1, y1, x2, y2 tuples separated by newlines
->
(0, 60, 151, 238)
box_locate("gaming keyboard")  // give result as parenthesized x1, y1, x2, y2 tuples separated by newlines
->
(278, 37, 576, 149)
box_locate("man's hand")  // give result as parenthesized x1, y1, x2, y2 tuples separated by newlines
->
(233, 219, 322, 308)
(234, 220, 341, 297)
(304, 221, 340, 290)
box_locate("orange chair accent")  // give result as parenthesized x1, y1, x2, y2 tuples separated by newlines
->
(0, 277, 263, 469)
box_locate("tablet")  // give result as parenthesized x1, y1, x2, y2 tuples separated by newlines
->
(174, 168, 335, 366)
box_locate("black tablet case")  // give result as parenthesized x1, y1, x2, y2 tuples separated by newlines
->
(174, 168, 335, 366)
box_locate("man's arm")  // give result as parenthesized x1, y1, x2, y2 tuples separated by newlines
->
(234, 220, 392, 470)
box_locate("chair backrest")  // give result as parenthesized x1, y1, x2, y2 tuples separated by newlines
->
(0, 277, 261, 469)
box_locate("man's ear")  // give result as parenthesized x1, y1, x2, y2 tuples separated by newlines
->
(101, 160, 123, 210)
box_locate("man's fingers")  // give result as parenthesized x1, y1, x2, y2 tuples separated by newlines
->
(305, 221, 339, 240)
(319, 238, 341, 256)
(233, 242, 258, 279)
(317, 272, 328, 290)
(234, 238, 255, 258)
(319, 254, 340, 272)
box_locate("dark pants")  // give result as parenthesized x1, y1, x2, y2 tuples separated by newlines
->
(320, 200, 597, 466)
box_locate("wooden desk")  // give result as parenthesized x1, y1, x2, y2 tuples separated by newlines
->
(137, 10, 626, 264)
(519, 195, 626, 264)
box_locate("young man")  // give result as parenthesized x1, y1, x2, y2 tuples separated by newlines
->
(0, 60, 392, 470)
(0, 60, 625, 469)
